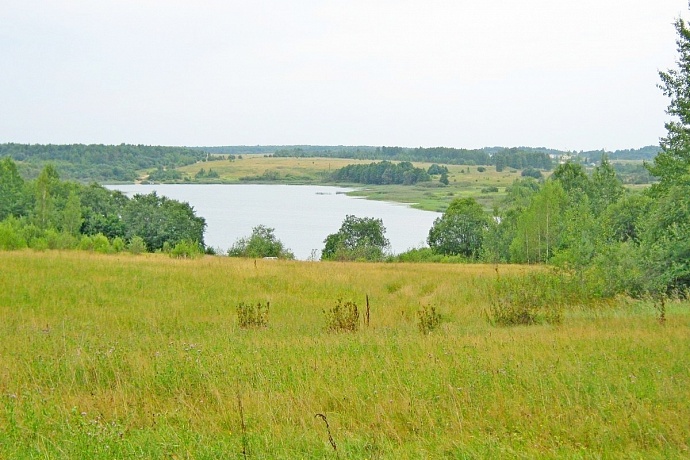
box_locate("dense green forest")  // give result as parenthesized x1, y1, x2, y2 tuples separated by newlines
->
(584, 145, 661, 161)
(330, 161, 431, 185)
(272, 145, 658, 167)
(273, 145, 553, 169)
(493, 148, 553, 171)
(0, 143, 205, 182)
(0, 158, 206, 255)
(195, 145, 376, 156)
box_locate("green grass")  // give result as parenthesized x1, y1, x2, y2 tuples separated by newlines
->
(175, 155, 371, 184)
(1, 251, 688, 458)
(172, 156, 526, 212)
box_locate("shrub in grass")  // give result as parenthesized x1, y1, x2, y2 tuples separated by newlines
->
(128, 236, 147, 254)
(112, 236, 126, 253)
(20, 223, 43, 247)
(0, 217, 27, 250)
(487, 272, 564, 326)
(418, 305, 442, 334)
(92, 233, 112, 254)
(78, 235, 95, 251)
(170, 240, 203, 259)
(324, 299, 359, 332)
(44, 229, 78, 250)
(30, 237, 49, 251)
(236, 302, 270, 328)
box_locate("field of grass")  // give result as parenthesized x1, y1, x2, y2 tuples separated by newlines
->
(176, 156, 373, 184)
(175, 156, 525, 212)
(346, 164, 525, 212)
(1, 250, 688, 458)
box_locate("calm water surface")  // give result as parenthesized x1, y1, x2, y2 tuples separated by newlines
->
(108, 184, 440, 259)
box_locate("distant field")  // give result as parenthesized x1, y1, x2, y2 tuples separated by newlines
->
(1, 250, 688, 458)
(346, 164, 526, 212)
(177, 155, 372, 183)
(175, 156, 526, 211)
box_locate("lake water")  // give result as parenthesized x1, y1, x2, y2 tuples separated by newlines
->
(107, 184, 440, 259)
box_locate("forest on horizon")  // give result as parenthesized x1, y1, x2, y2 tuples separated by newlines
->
(0, 142, 660, 183)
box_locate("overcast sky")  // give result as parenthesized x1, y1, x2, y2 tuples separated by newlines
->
(0, 1, 687, 151)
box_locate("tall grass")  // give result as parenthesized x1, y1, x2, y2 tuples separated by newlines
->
(0, 251, 688, 458)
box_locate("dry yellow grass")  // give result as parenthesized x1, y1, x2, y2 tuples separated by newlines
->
(177, 155, 374, 183)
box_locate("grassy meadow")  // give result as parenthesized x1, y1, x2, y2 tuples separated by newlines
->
(176, 156, 372, 184)
(174, 156, 525, 212)
(1, 250, 688, 458)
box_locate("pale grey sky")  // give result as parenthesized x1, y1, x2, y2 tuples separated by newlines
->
(0, 1, 686, 151)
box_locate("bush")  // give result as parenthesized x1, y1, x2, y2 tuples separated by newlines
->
(324, 299, 359, 332)
(30, 237, 49, 251)
(228, 225, 294, 259)
(170, 240, 203, 259)
(112, 237, 126, 253)
(78, 235, 95, 251)
(391, 247, 467, 263)
(128, 236, 147, 254)
(321, 215, 390, 262)
(487, 272, 564, 326)
(93, 233, 112, 254)
(418, 306, 442, 334)
(521, 167, 543, 179)
(328, 244, 386, 262)
(236, 302, 270, 328)
(44, 229, 78, 250)
(0, 217, 28, 250)
(20, 224, 43, 247)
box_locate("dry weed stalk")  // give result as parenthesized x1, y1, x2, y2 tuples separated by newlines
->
(237, 388, 249, 460)
(315, 413, 337, 452)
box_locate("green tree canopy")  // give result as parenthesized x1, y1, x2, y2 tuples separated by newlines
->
(122, 192, 206, 252)
(427, 197, 491, 259)
(510, 181, 567, 264)
(590, 155, 625, 216)
(639, 184, 690, 293)
(228, 225, 294, 259)
(551, 161, 591, 198)
(321, 215, 390, 261)
(648, 14, 690, 193)
(79, 184, 129, 239)
(0, 157, 27, 220)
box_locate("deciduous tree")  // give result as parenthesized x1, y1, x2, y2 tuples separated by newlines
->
(427, 198, 491, 259)
(228, 225, 294, 259)
(648, 13, 690, 192)
(321, 215, 390, 261)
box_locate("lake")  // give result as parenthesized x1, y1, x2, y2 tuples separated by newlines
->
(107, 184, 440, 259)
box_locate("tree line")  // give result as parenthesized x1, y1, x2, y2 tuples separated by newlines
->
(274, 145, 554, 169)
(0, 158, 205, 254)
(0, 143, 206, 182)
(207, 144, 657, 164)
(329, 161, 430, 185)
